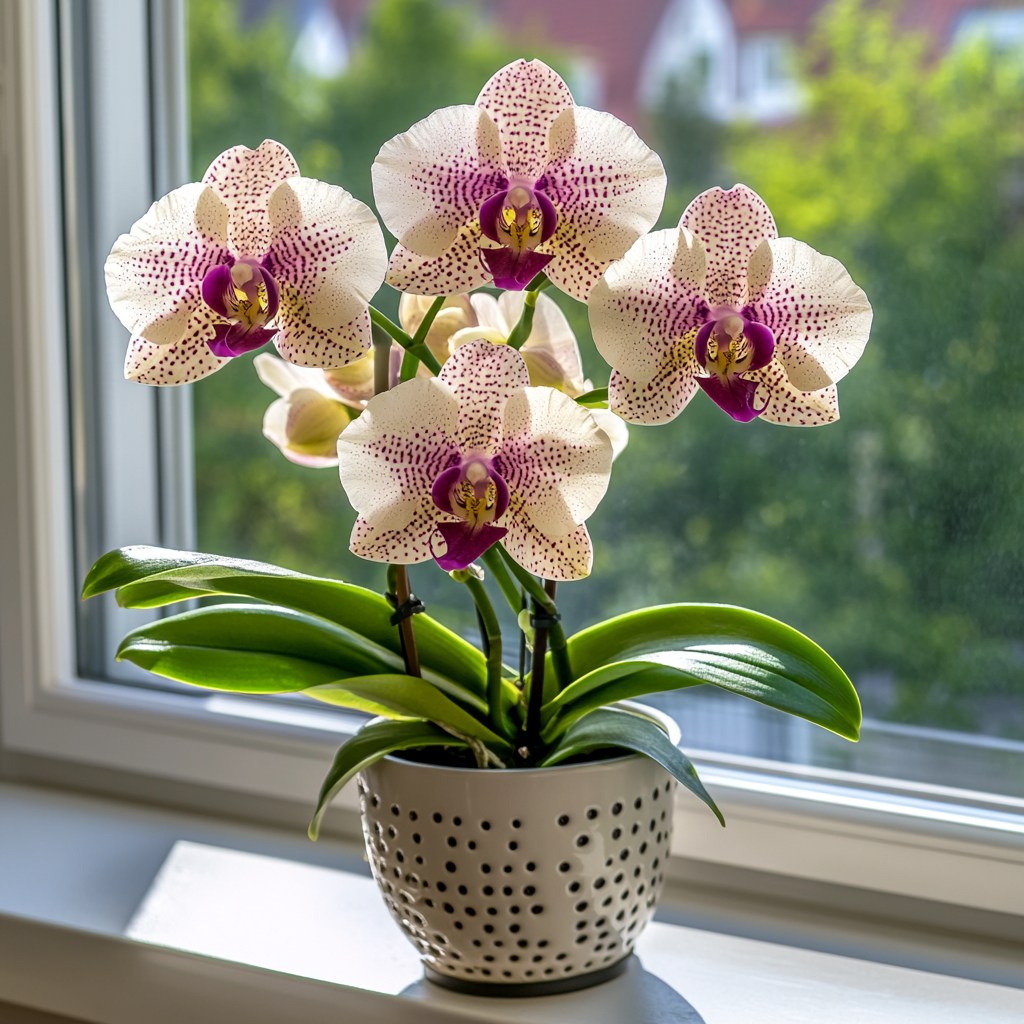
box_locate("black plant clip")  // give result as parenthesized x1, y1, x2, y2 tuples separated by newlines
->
(529, 609, 561, 631)
(386, 591, 426, 626)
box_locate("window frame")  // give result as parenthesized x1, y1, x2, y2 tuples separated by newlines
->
(1, 0, 1022, 931)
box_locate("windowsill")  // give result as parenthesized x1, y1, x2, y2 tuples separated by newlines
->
(1, 782, 1022, 1024)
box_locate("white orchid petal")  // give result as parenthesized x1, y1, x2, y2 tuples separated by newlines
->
(500, 388, 612, 534)
(274, 308, 371, 370)
(349, 514, 438, 566)
(751, 237, 872, 392)
(262, 392, 347, 468)
(680, 184, 777, 309)
(502, 512, 594, 581)
(589, 227, 705, 386)
(202, 140, 300, 256)
(754, 361, 840, 427)
(398, 293, 476, 362)
(439, 340, 530, 454)
(324, 351, 376, 404)
(123, 304, 227, 385)
(476, 59, 574, 181)
(590, 409, 630, 460)
(268, 177, 386, 335)
(608, 363, 700, 425)
(337, 377, 459, 531)
(372, 104, 505, 257)
(543, 107, 666, 266)
(470, 292, 509, 335)
(385, 224, 491, 296)
(105, 182, 230, 348)
(510, 291, 586, 393)
(254, 352, 335, 400)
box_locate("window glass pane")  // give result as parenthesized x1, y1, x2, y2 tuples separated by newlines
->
(186, 0, 1024, 800)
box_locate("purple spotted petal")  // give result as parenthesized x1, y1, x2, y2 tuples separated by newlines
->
(386, 226, 492, 296)
(274, 308, 371, 370)
(696, 373, 767, 423)
(747, 237, 872, 392)
(266, 177, 386, 341)
(433, 521, 509, 571)
(476, 59, 574, 181)
(754, 360, 840, 427)
(680, 184, 777, 309)
(200, 262, 233, 317)
(744, 318, 776, 371)
(124, 305, 228, 386)
(481, 247, 554, 290)
(589, 227, 706, 386)
(438, 341, 530, 454)
(478, 189, 509, 243)
(202, 140, 300, 257)
(501, 506, 594, 581)
(105, 183, 231, 348)
(372, 104, 506, 258)
(337, 377, 459, 534)
(540, 107, 666, 297)
(499, 388, 612, 535)
(535, 190, 558, 244)
(693, 320, 715, 367)
(608, 362, 700, 426)
(350, 514, 437, 565)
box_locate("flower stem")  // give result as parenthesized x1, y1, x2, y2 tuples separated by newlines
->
(524, 578, 559, 749)
(494, 547, 573, 691)
(369, 305, 442, 374)
(375, 334, 421, 678)
(412, 295, 446, 347)
(480, 547, 524, 612)
(505, 273, 553, 351)
(461, 574, 514, 742)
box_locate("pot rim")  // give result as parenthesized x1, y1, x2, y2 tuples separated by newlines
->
(368, 700, 681, 777)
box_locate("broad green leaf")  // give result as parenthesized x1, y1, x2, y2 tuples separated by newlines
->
(574, 387, 609, 408)
(115, 603, 409, 694)
(545, 604, 860, 741)
(83, 546, 487, 697)
(304, 674, 514, 756)
(309, 719, 464, 840)
(540, 707, 724, 826)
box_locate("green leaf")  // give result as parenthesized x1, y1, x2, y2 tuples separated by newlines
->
(309, 719, 464, 840)
(574, 387, 609, 408)
(115, 603, 406, 693)
(545, 604, 861, 741)
(83, 546, 487, 698)
(539, 706, 724, 826)
(304, 674, 514, 756)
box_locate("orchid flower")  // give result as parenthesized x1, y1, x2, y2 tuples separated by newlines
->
(254, 354, 364, 467)
(336, 340, 613, 580)
(105, 140, 387, 385)
(589, 184, 872, 425)
(372, 59, 666, 302)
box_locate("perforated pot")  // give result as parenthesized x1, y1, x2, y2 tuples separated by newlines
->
(357, 716, 677, 997)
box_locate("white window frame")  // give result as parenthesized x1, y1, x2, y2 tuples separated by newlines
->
(2, 0, 1022, 935)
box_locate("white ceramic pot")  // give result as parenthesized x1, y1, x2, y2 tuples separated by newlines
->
(358, 713, 678, 997)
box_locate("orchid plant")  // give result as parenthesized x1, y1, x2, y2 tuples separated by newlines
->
(84, 60, 870, 838)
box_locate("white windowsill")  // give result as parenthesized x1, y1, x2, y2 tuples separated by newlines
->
(1, 782, 1022, 1024)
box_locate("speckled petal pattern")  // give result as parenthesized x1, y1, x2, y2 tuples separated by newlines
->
(337, 377, 459, 532)
(680, 184, 777, 310)
(500, 388, 612, 534)
(502, 507, 594, 580)
(124, 304, 227, 385)
(608, 362, 700, 425)
(539, 218, 613, 303)
(476, 59, 574, 181)
(349, 512, 439, 565)
(439, 341, 529, 454)
(372, 105, 505, 258)
(274, 308, 371, 370)
(543, 107, 666, 266)
(386, 226, 492, 296)
(589, 228, 705, 385)
(105, 183, 230, 348)
(749, 237, 872, 392)
(267, 177, 387, 334)
(754, 361, 840, 426)
(202, 140, 300, 256)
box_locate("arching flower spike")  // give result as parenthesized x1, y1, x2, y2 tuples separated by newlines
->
(105, 140, 387, 385)
(589, 184, 872, 425)
(336, 341, 613, 580)
(373, 59, 666, 302)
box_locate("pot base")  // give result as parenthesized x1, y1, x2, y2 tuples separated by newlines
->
(424, 955, 631, 998)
